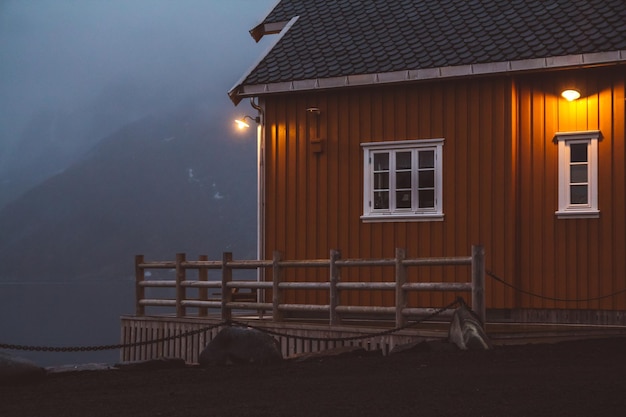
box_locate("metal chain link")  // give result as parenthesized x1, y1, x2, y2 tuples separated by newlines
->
(1, 299, 463, 353)
(0, 321, 224, 353)
(15, 269, 620, 354)
(487, 270, 626, 302)
(229, 297, 463, 343)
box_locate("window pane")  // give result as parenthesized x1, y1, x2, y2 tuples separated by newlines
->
(570, 144, 587, 163)
(396, 171, 411, 188)
(396, 191, 411, 208)
(374, 191, 389, 209)
(418, 190, 435, 208)
(570, 165, 587, 183)
(418, 170, 434, 188)
(570, 185, 588, 204)
(418, 150, 434, 168)
(374, 172, 388, 190)
(396, 152, 411, 169)
(374, 153, 389, 170)
(363, 139, 443, 218)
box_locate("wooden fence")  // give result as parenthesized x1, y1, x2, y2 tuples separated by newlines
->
(134, 245, 486, 327)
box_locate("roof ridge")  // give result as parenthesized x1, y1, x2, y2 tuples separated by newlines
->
(231, 0, 626, 103)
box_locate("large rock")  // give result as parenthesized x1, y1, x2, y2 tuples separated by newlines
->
(448, 304, 492, 350)
(0, 351, 46, 384)
(199, 327, 283, 366)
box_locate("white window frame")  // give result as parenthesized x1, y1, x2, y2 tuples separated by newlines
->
(361, 138, 444, 222)
(554, 130, 601, 219)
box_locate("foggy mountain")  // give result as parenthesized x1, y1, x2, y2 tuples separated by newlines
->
(0, 97, 257, 283)
(0, 78, 190, 209)
(0, 0, 273, 366)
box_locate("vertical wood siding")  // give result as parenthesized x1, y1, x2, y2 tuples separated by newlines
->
(263, 77, 516, 309)
(262, 66, 625, 311)
(516, 67, 626, 311)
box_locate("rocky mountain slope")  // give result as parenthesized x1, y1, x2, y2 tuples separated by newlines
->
(0, 99, 257, 282)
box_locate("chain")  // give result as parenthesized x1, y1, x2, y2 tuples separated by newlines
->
(229, 297, 463, 343)
(13, 268, 622, 354)
(1, 299, 462, 353)
(0, 322, 224, 353)
(486, 270, 626, 302)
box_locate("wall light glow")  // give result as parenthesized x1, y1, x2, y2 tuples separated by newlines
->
(561, 89, 581, 101)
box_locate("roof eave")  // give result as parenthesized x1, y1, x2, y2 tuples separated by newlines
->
(248, 0, 285, 42)
(229, 15, 300, 105)
(250, 21, 291, 42)
(233, 50, 626, 101)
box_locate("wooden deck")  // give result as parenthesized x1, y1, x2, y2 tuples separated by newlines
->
(119, 314, 626, 364)
(124, 250, 626, 363)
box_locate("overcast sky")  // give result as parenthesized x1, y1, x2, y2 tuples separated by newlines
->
(0, 0, 276, 153)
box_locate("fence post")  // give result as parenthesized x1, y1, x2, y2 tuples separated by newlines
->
(272, 251, 284, 322)
(198, 254, 208, 317)
(329, 249, 341, 325)
(175, 253, 186, 317)
(471, 245, 486, 325)
(135, 254, 145, 316)
(221, 252, 233, 321)
(395, 248, 407, 327)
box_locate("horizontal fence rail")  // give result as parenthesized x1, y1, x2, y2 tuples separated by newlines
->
(134, 245, 486, 327)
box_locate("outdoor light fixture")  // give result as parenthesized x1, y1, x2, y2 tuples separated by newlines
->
(561, 89, 581, 101)
(234, 115, 260, 129)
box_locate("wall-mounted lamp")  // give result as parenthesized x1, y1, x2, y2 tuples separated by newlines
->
(561, 89, 581, 101)
(306, 107, 321, 115)
(234, 115, 260, 129)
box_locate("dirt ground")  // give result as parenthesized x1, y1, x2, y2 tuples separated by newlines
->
(2, 337, 626, 417)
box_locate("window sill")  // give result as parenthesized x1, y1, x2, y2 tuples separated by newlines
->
(555, 209, 600, 219)
(361, 213, 444, 223)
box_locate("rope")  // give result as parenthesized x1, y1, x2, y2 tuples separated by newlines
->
(486, 269, 626, 302)
(0, 299, 463, 353)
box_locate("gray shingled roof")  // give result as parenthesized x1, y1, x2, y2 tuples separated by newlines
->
(230, 0, 626, 102)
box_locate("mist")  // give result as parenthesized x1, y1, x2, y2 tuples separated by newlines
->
(0, 0, 275, 366)
(0, 0, 273, 187)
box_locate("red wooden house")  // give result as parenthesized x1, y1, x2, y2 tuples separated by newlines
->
(229, 0, 626, 324)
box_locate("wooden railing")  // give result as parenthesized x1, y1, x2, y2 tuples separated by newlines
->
(134, 245, 486, 327)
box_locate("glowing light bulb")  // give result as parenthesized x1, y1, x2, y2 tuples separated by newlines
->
(235, 118, 250, 129)
(561, 89, 580, 101)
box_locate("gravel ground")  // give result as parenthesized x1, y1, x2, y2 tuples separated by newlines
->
(2, 337, 626, 417)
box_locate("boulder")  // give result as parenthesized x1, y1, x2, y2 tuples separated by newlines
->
(448, 304, 492, 350)
(0, 351, 46, 384)
(199, 327, 282, 366)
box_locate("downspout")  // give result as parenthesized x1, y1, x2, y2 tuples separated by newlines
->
(251, 97, 266, 307)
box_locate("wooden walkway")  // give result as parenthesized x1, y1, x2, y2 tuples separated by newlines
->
(120, 313, 626, 364)
(123, 248, 626, 363)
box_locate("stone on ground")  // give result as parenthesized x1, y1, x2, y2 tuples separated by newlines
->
(199, 326, 282, 366)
